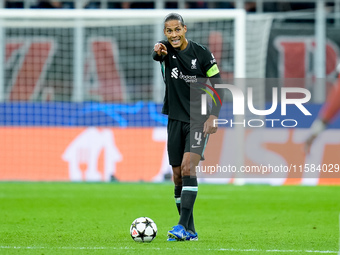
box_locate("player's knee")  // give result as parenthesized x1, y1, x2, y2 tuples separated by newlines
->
(181, 161, 192, 176)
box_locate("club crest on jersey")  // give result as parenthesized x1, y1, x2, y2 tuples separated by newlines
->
(191, 59, 197, 69)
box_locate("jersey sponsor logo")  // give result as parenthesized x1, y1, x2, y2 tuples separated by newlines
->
(179, 72, 197, 83)
(191, 58, 197, 69)
(170, 67, 197, 83)
(171, 67, 178, 79)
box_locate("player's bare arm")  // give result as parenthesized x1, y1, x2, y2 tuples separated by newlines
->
(154, 43, 168, 56)
(203, 115, 218, 137)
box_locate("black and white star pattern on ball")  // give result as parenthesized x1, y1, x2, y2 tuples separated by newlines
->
(142, 217, 153, 228)
(130, 217, 157, 242)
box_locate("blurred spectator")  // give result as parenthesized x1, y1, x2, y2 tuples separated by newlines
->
(121, 2, 131, 8)
(186, 1, 208, 8)
(215, 1, 278, 12)
(244, 2, 256, 12)
(165, 2, 178, 8)
(61, 2, 74, 8)
(110, 1, 155, 8)
(5, 0, 24, 8)
(275, 2, 293, 12)
(107, 2, 122, 8)
(3, 1, 330, 12)
(31, 0, 61, 8)
(289, 2, 315, 11)
(84, 1, 100, 8)
(214, 2, 234, 9)
(128, 2, 154, 8)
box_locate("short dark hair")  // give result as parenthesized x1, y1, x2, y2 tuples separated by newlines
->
(163, 13, 185, 28)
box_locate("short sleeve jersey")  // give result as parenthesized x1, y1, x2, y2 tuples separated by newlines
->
(155, 40, 219, 123)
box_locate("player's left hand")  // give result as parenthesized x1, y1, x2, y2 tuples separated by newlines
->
(203, 115, 218, 137)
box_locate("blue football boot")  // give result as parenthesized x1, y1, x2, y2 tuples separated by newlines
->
(167, 236, 178, 241)
(186, 231, 198, 241)
(167, 225, 187, 241)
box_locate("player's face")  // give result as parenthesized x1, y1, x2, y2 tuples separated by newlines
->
(164, 20, 187, 50)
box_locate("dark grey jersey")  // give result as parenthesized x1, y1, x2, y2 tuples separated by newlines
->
(153, 40, 221, 123)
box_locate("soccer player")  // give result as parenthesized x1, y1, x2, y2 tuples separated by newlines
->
(152, 13, 224, 241)
(305, 64, 340, 153)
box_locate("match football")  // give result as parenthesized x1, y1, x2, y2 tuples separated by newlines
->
(130, 217, 157, 242)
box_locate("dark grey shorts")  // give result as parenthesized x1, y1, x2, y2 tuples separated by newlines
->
(167, 119, 209, 166)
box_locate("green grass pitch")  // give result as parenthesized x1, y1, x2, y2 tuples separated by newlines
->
(0, 182, 339, 254)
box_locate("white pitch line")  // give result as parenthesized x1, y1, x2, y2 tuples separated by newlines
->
(0, 246, 337, 253)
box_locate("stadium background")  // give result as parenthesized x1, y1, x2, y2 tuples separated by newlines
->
(0, 0, 340, 185)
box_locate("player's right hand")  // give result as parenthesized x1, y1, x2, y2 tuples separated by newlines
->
(154, 43, 168, 56)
